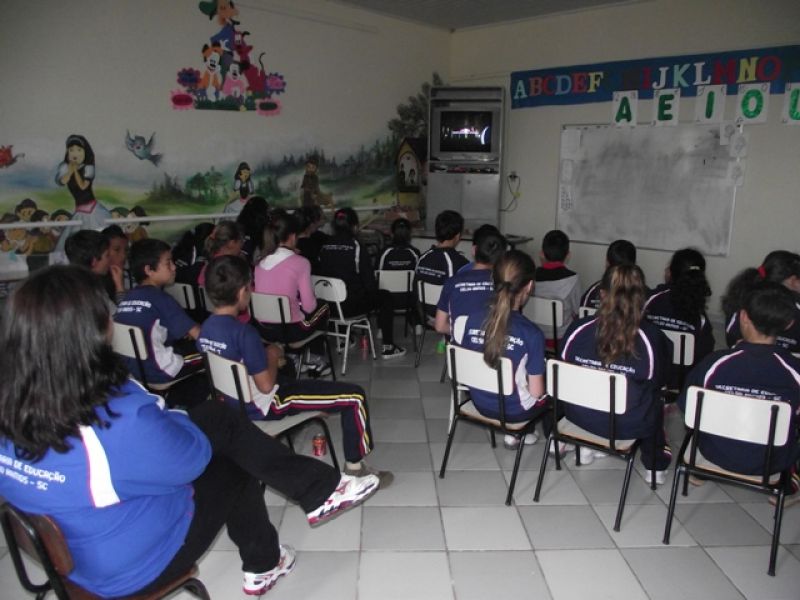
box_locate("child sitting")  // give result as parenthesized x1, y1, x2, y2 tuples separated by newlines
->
(534, 230, 581, 349)
(378, 218, 420, 271)
(580, 239, 637, 310)
(65, 229, 124, 303)
(115, 239, 207, 408)
(199, 254, 393, 488)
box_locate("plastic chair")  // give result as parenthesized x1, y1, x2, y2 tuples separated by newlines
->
(524, 297, 564, 355)
(535, 359, 659, 531)
(660, 329, 695, 400)
(203, 351, 339, 471)
(414, 279, 448, 382)
(164, 282, 198, 311)
(439, 344, 542, 506)
(578, 306, 597, 318)
(110, 322, 173, 393)
(250, 291, 336, 380)
(663, 386, 793, 576)
(0, 501, 210, 600)
(311, 275, 376, 376)
(376, 269, 416, 348)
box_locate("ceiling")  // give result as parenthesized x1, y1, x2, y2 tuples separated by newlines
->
(328, 0, 648, 31)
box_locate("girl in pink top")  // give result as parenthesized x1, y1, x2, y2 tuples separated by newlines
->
(254, 211, 330, 362)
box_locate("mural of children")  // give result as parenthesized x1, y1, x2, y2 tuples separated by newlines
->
(54, 135, 112, 250)
(49, 209, 72, 236)
(128, 206, 150, 243)
(300, 156, 334, 208)
(224, 161, 253, 215)
(0, 214, 32, 255)
(29, 210, 56, 255)
(15, 198, 37, 222)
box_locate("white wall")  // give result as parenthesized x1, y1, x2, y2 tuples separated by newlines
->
(449, 0, 800, 321)
(0, 0, 448, 186)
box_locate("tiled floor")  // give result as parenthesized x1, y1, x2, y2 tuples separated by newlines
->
(3, 332, 800, 599)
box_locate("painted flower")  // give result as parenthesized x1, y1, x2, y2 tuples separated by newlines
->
(177, 68, 202, 90)
(265, 73, 287, 96)
(171, 89, 195, 110)
(256, 98, 281, 117)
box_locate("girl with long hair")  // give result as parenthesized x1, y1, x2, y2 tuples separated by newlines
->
(236, 195, 270, 264)
(254, 211, 331, 375)
(722, 250, 800, 351)
(644, 248, 714, 374)
(453, 250, 547, 447)
(560, 264, 672, 482)
(0, 265, 379, 597)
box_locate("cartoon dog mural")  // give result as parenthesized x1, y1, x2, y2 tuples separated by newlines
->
(199, 43, 223, 101)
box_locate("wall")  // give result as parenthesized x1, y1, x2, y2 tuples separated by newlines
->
(0, 0, 448, 219)
(449, 0, 800, 321)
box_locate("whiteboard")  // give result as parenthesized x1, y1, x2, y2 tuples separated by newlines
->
(557, 124, 738, 256)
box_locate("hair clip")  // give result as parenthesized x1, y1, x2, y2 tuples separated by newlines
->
(687, 265, 702, 271)
(757, 265, 767, 279)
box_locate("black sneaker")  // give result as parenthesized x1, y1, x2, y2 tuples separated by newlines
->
(381, 344, 407, 360)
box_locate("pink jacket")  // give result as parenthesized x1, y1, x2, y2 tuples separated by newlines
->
(254, 247, 317, 323)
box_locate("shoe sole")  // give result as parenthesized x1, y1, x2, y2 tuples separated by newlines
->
(243, 550, 297, 595)
(381, 352, 407, 360)
(307, 478, 379, 527)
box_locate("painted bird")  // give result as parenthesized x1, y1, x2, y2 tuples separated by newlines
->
(125, 131, 163, 166)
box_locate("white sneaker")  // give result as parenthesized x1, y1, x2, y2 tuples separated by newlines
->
(242, 544, 296, 595)
(643, 469, 667, 485)
(414, 324, 424, 335)
(306, 473, 379, 527)
(381, 344, 407, 360)
(578, 446, 595, 466)
(503, 432, 538, 450)
(548, 440, 575, 457)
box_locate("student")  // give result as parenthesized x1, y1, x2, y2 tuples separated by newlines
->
(378, 218, 420, 271)
(115, 239, 206, 408)
(580, 239, 637, 310)
(644, 248, 715, 372)
(254, 211, 331, 376)
(236, 195, 270, 265)
(0, 265, 379, 597)
(452, 250, 547, 449)
(173, 222, 214, 285)
(435, 228, 506, 335)
(722, 250, 800, 352)
(296, 205, 329, 268)
(65, 229, 124, 303)
(200, 255, 393, 487)
(197, 220, 244, 287)
(560, 264, 672, 481)
(318, 208, 406, 359)
(680, 281, 800, 500)
(102, 224, 130, 286)
(455, 224, 503, 274)
(416, 210, 469, 290)
(534, 230, 582, 348)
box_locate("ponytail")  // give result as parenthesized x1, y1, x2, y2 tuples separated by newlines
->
(596, 264, 646, 366)
(668, 248, 711, 322)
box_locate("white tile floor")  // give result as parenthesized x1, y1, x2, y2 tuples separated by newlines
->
(3, 330, 800, 599)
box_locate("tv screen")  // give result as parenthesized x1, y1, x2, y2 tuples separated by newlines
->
(438, 110, 493, 153)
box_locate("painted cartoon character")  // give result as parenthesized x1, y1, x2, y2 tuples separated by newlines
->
(128, 206, 150, 243)
(54, 134, 112, 250)
(15, 198, 37, 222)
(300, 156, 333, 208)
(222, 62, 247, 101)
(125, 131, 163, 166)
(199, 43, 223, 101)
(224, 161, 254, 215)
(0, 214, 32, 255)
(0, 145, 24, 169)
(29, 210, 56, 255)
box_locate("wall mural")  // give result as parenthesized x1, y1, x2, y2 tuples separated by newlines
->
(171, 0, 287, 116)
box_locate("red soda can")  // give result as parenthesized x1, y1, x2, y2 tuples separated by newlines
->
(312, 433, 327, 456)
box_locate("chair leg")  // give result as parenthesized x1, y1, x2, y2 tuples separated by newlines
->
(613, 454, 637, 532)
(324, 336, 337, 382)
(533, 435, 552, 502)
(663, 464, 683, 544)
(769, 488, 786, 576)
(439, 357, 447, 383)
(439, 416, 460, 478)
(506, 436, 527, 506)
(415, 328, 427, 367)
(341, 325, 352, 375)
(366, 322, 377, 360)
(489, 430, 496, 448)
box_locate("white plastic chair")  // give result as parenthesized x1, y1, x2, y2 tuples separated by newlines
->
(578, 306, 597, 318)
(197, 285, 214, 312)
(663, 386, 793, 575)
(415, 279, 444, 370)
(535, 359, 656, 531)
(250, 291, 336, 380)
(440, 344, 541, 505)
(203, 351, 339, 470)
(524, 297, 565, 355)
(660, 329, 695, 399)
(111, 322, 171, 392)
(164, 282, 198, 311)
(311, 275, 376, 375)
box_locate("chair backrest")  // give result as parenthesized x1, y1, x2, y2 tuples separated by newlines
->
(416, 279, 443, 307)
(250, 292, 292, 325)
(377, 269, 414, 294)
(683, 386, 791, 446)
(524, 297, 565, 329)
(312, 275, 347, 304)
(546, 359, 628, 414)
(164, 283, 197, 311)
(578, 306, 597, 318)
(661, 329, 696, 366)
(197, 286, 214, 311)
(204, 351, 254, 405)
(111, 322, 148, 361)
(447, 344, 514, 396)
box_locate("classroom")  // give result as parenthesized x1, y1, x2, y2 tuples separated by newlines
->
(1, 1, 800, 599)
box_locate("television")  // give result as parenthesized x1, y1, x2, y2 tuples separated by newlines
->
(430, 104, 502, 163)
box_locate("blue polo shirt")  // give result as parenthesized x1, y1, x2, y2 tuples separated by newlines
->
(644, 283, 714, 364)
(437, 268, 494, 330)
(115, 286, 197, 384)
(454, 307, 546, 421)
(679, 342, 800, 474)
